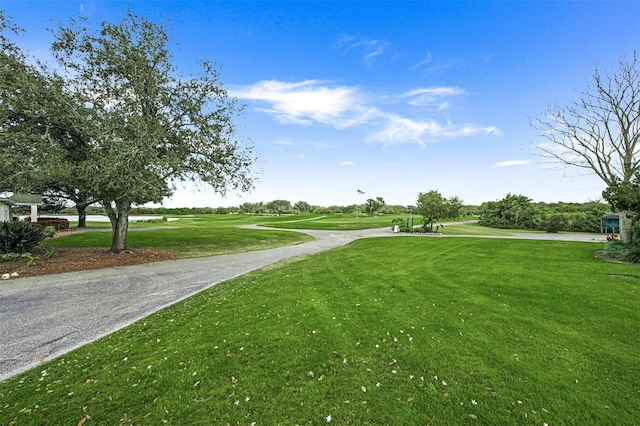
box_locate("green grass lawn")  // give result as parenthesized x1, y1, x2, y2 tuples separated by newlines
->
(44, 213, 414, 257)
(245, 212, 413, 230)
(440, 221, 537, 236)
(1, 237, 638, 425)
(45, 214, 315, 258)
(255, 213, 479, 231)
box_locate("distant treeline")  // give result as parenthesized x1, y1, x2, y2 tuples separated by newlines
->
(478, 194, 609, 233)
(47, 196, 612, 235)
(53, 202, 421, 216)
(53, 205, 232, 216)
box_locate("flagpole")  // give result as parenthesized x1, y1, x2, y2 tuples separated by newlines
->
(356, 189, 365, 218)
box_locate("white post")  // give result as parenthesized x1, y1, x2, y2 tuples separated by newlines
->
(0, 204, 9, 222)
(30, 204, 38, 222)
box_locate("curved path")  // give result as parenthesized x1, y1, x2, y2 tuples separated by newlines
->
(0, 225, 605, 382)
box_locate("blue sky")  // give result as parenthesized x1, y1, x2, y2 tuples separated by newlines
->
(2, 1, 639, 207)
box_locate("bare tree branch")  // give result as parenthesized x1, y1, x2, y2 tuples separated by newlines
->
(533, 51, 640, 242)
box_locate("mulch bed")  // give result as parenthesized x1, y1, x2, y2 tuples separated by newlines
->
(0, 246, 179, 279)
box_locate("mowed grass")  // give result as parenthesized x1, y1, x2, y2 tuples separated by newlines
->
(42, 213, 409, 256)
(2, 237, 639, 425)
(255, 213, 409, 230)
(440, 221, 539, 236)
(44, 214, 315, 258)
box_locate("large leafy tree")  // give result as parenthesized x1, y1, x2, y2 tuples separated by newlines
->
(364, 196, 385, 215)
(45, 12, 255, 252)
(416, 190, 446, 232)
(266, 200, 291, 215)
(444, 195, 464, 220)
(534, 52, 640, 243)
(0, 12, 99, 227)
(293, 200, 312, 213)
(478, 193, 537, 230)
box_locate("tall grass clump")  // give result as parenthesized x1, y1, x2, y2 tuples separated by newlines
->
(603, 222, 640, 263)
(604, 239, 640, 263)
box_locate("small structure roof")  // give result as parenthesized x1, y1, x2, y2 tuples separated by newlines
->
(0, 193, 43, 205)
(10, 193, 42, 205)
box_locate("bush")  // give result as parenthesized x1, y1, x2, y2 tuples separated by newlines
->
(34, 217, 70, 231)
(541, 214, 568, 233)
(604, 240, 640, 263)
(390, 218, 411, 233)
(0, 221, 47, 254)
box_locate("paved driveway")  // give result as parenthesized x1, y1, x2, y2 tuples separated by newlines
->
(0, 226, 605, 382)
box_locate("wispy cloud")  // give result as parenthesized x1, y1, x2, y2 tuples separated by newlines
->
(340, 161, 356, 166)
(409, 53, 433, 70)
(410, 53, 460, 73)
(337, 34, 389, 62)
(233, 79, 500, 146)
(490, 160, 529, 168)
(403, 87, 466, 109)
(272, 139, 295, 146)
(368, 114, 499, 146)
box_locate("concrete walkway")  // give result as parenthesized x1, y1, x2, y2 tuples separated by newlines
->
(0, 226, 606, 382)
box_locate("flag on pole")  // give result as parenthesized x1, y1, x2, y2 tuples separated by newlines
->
(357, 189, 365, 194)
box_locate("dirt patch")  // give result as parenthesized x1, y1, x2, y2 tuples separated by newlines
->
(0, 246, 179, 279)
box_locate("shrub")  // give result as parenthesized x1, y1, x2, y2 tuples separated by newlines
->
(35, 217, 70, 231)
(0, 221, 47, 254)
(541, 214, 568, 233)
(604, 240, 640, 263)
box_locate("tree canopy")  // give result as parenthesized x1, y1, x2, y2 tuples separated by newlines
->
(602, 175, 640, 222)
(364, 197, 385, 215)
(416, 190, 446, 232)
(478, 194, 607, 233)
(0, 12, 256, 252)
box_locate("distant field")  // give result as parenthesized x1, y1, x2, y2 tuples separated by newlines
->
(1, 237, 637, 424)
(254, 212, 412, 230)
(45, 213, 601, 258)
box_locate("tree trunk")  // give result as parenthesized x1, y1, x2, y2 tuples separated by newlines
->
(76, 202, 88, 228)
(619, 209, 633, 244)
(104, 199, 131, 254)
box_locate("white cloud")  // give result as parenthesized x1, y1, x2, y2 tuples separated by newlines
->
(404, 87, 465, 97)
(403, 87, 466, 109)
(409, 53, 433, 70)
(357, 39, 388, 59)
(337, 34, 389, 62)
(336, 34, 356, 48)
(490, 160, 530, 168)
(340, 161, 356, 166)
(231, 80, 373, 127)
(233, 79, 499, 146)
(369, 114, 499, 145)
(272, 139, 295, 146)
(409, 53, 460, 73)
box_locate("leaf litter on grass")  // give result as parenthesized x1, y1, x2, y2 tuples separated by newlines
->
(1, 238, 639, 424)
